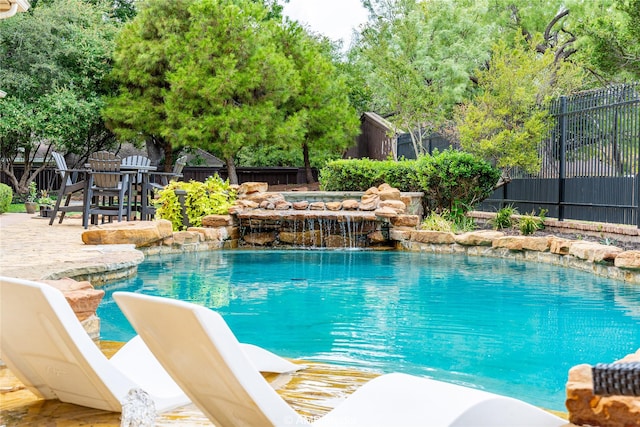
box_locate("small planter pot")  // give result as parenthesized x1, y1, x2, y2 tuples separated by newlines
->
(39, 206, 54, 218)
(25, 201, 37, 214)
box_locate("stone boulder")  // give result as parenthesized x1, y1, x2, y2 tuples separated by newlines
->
(614, 251, 640, 270)
(81, 220, 173, 248)
(243, 231, 276, 246)
(492, 236, 551, 252)
(569, 241, 624, 263)
(455, 230, 504, 246)
(292, 201, 309, 210)
(342, 199, 360, 210)
(326, 201, 343, 211)
(374, 206, 398, 219)
(390, 215, 420, 227)
(201, 214, 234, 227)
(411, 230, 456, 244)
(549, 237, 573, 255)
(279, 230, 322, 246)
(566, 349, 640, 427)
(309, 201, 326, 211)
(41, 278, 105, 321)
(379, 199, 407, 214)
(237, 182, 268, 196)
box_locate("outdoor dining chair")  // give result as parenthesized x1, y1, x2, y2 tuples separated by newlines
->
(122, 155, 153, 219)
(84, 151, 132, 228)
(592, 362, 640, 396)
(49, 152, 87, 226)
(141, 155, 188, 220)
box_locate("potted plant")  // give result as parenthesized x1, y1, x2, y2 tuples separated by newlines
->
(24, 182, 37, 214)
(37, 189, 55, 218)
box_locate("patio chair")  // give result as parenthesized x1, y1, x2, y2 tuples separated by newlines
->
(142, 155, 187, 220)
(0, 276, 188, 413)
(114, 291, 567, 427)
(0, 277, 302, 413)
(592, 362, 640, 396)
(85, 151, 131, 228)
(49, 152, 86, 226)
(148, 155, 187, 190)
(121, 155, 152, 218)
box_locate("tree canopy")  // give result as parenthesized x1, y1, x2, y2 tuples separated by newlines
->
(0, 0, 118, 195)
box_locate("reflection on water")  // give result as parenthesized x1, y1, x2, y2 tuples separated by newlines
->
(98, 250, 640, 411)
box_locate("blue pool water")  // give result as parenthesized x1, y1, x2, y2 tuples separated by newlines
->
(97, 250, 640, 411)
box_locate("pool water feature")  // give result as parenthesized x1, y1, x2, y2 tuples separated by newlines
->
(97, 250, 640, 411)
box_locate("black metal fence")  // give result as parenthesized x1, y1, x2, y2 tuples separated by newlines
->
(479, 82, 640, 227)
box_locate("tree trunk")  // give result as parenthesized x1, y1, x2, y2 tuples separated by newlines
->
(225, 156, 238, 185)
(302, 143, 315, 184)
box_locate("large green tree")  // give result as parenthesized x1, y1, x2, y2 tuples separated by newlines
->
(0, 0, 118, 196)
(163, 0, 300, 184)
(275, 22, 359, 183)
(103, 0, 192, 170)
(351, 0, 491, 158)
(456, 34, 584, 182)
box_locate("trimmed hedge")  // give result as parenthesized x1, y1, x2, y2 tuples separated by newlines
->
(319, 150, 500, 213)
(0, 183, 13, 214)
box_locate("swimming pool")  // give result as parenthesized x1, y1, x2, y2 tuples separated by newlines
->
(97, 250, 640, 411)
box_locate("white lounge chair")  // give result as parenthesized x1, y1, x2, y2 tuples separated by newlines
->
(0, 276, 300, 413)
(113, 292, 567, 427)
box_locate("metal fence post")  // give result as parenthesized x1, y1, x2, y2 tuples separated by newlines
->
(558, 96, 567, 222)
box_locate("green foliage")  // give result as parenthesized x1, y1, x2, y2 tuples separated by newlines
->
(456, 34, 583, 178)
(421, 203, 476, 233)
(320, 152, 500, 213)
(415, 150, 501, 213)
(26, 182, 38, 203)
(36, 190, 55, 207)
(491, 205, 518, 230)
(319, 158, 388, 191)
(0, 0, 119, 194)
(352, 0, 492, 157)
(0, 183, 13, 214)
(156, 175, 236, 231)
(518, 209, 547, 236)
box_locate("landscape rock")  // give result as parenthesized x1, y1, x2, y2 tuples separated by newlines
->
(455, 230, 504, 246)
(171, 231, 202, 245)
(41, 278, 105, 321)
(201, 215, 234, 227)
(379, 199, 406, 213)
(309, 202, 326, 211)
(390, 215, 420, 227)
(81, 220, 173, 247)
(566, 349, 640, 427)
(492, 236, 551, 252)
(326, 201, 343, 211)
(292, 201, 309, 210)
(374, 206, 398, 218)
(614, 251, 640, 270)
(549, 237, 573, 255)
(569, 241, 624, 263)
(411, 230, 456, 244)
(237, 182, 268, 195)
(243, 231, 277, 246)
(342, 199, 360, 210)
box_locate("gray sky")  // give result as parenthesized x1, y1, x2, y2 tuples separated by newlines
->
(281, 0, 369, 49)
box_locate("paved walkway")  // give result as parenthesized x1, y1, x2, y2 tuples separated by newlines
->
(0, 213, 140, 280)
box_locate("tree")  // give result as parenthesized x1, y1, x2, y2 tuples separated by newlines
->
(578, 0, 640, 82)
(276, 22, 360, 183)
(163, 0, 300, 184)
(103, 0, 193, 171)
(0, 0, 118, 196)
(456, 35, 584, 182)
(351, 0, 492, 158)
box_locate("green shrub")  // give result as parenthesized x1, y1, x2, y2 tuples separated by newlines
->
(421, 202, 476, 233)
(156, 175, 236, 231)
(319, 151, 501, 215)
(518, 209, 547, 235)
(491, 205, 518, 230)
(319, 158, 387, 191)
(415, 149, 501, 214)
(0, 183, 13, 214)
